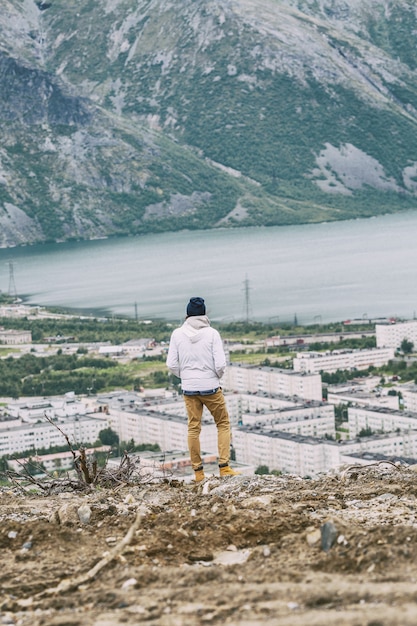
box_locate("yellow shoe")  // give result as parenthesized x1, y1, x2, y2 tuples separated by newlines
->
(194, 467, 205, 482)
(219, 464, 241, 477)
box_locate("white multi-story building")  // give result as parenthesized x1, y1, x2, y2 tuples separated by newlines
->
(233, 429, 340, 477)
(0, 414, 108, 456)
(265, 330, 375, 348)
(222, 364, 322, 401)
(239, 401, 335, 430)
(0, 329, 31, 344)
(376, 320, 417, 349)
(401, 385, 417, 413)
(106, 407, 218, 456)
(234, 425, 417, 477)
(293, 347, 395, 374)
(341, 430, 417, 461)
(6, 396, 88, 422)
(267, 412, 335, 439)
(347, 405, 417, 439)
(327, 389, 399, 411)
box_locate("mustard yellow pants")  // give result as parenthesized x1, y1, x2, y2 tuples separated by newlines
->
(183, 389, 231, 470)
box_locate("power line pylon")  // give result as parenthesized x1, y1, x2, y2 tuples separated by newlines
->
(8, 261, 17, 298)
(243, 275, 252, 323)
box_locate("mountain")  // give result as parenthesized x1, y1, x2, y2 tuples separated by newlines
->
(2, 0, 417, 246)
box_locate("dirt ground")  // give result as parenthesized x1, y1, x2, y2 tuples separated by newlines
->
(2, 463, 417, 625)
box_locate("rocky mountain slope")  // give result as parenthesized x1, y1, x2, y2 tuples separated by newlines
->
(2, 0, 417, 246)
(2, 464, 417, 625)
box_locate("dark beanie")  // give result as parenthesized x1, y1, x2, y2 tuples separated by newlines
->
(187, 297, 206, 317)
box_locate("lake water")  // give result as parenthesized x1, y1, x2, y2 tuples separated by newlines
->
(1, 211, 416, 324)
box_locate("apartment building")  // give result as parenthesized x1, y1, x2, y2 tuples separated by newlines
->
(264, 330, 375, 348)
(347, 405, 417, 439)
(399, 385, 417, 413)
(0, 328, 31, 344)
(260, 412, 335, 438)
(340, 430, 417, 461)
(239, 402, 335, 430)
(222, 364, 322, 401)
(327, 388, 399, 410)
(106, 406, 219, 456)
(293, 347, 395, 374)
(0, 414, 108, 456)
(233, 424, 417, 477)
(233, 428, 341, 477)
(6, 396, 88, 422)
(376, 319, 417, 349)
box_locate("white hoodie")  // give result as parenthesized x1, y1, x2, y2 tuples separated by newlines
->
(166, 315, 227, 392)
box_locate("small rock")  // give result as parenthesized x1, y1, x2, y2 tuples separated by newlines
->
(124, 493, 136, 504)
(213, 549, 251, 566)
(377, 493, 397, 501)
(17, 598, 33, 608)
(321, 521, 338, 552)
(240, 495, 273, 509)
(306, 529, 321, 546)
(56, 503, 80, 526)
(262, 546, 271, 557)
(121, 577, 137, 589)
(77, 504, 92, 524)
(7, 531, 17, 539)
(116, 504, 129, 516)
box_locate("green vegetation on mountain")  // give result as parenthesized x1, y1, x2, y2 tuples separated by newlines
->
(2, 0, 417, 246)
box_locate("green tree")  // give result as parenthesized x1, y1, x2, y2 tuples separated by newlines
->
(98, 427, 119, 446)
(401, 338, 414, 354)
(358, 427, 374, 438)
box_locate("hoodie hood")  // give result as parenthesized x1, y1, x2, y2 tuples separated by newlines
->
(182, 315, 210, 342)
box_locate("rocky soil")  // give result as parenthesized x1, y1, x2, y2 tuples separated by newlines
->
(2, 462, 417, 625)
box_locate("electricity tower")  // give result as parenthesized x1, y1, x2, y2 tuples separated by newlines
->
(242, 275, 252, 323)
(8, 261, 17, 298)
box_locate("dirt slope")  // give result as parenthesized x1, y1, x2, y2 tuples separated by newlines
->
(2, 464, 417, 625)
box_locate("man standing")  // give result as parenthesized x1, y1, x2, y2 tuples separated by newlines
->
(166, 297, 239, 482)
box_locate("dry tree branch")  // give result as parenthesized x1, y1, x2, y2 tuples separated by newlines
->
(42, 412, 79, 463)
(340, 459, 402, 481)
(4, 457, 49, 492)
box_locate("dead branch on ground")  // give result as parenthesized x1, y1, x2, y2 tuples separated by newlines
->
(21, 504, 148, 602)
